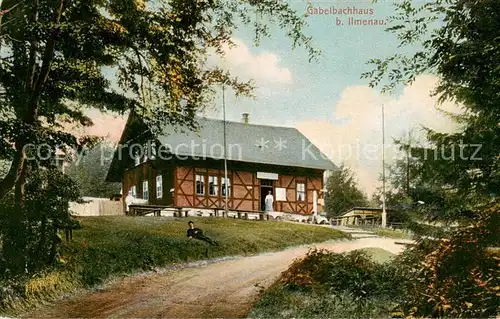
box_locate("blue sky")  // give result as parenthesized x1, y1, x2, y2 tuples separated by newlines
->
(208, 0, 410, 124)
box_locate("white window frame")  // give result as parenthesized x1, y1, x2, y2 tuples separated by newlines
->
(156, 175, 163, 199)
(195, 174, 205, 196)
(297, 182, 305, 201)
(208, 175, 219, 196)
(221, 177, 231, 197)
(143, 180, 149, 200)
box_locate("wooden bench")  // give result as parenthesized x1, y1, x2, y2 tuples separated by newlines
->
(128, 204, 167, 217)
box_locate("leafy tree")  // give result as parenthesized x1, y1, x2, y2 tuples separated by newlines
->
(324, 165, 368, 218)
(0, 167, 79, 276)
(66, 142, 121, 198)
(372, 158, 414, 210)
(0, 0, 319, 201)
(364, 0, 500, 316)
(0, 160, 9, 178)
(0, 0, 318, 275)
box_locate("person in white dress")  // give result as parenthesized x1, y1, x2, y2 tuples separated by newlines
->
(125, 190, 135, 214)
(265, 190, 274, 212)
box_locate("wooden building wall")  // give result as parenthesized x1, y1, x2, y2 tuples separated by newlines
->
(274, 174, 323, 214)
(174, 165, 323, 214)
(121, 155, 325, 215)
(122, 161, 175, 211)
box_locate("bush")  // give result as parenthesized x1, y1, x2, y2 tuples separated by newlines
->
(0, 168, 80, 278)
(395, 204, 500, 318)
(255, 203, 500, 319)
(280, 249, 405, 302)
(251, 249, 405, 319)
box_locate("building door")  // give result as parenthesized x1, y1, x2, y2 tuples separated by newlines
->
(260, 179, 274, 211)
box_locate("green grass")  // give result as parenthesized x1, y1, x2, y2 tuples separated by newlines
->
(0, 216, 348, 316)
(356, 248, 395, 264)
(371, 228, 413, 240)
(249, 286, 397, 319)
(248, 248, 397, 319)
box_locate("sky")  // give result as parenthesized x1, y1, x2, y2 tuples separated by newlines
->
(85, 0, 462, 197)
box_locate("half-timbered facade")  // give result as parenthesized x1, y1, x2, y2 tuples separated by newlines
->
(106, 114, 336, 215)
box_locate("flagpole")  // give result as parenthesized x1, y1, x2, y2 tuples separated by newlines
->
(381, 103, 387, 228)
(222, 84, 228, 217)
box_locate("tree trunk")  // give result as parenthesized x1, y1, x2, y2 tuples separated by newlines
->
(14, 160, 28, 203)
(0, 0, 65, 200)
(0, 148, 26, 200)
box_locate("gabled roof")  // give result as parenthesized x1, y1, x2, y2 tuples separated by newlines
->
(156, 117, 336, 171)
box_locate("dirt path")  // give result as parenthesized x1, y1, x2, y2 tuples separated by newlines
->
(26, 238, 411, 318)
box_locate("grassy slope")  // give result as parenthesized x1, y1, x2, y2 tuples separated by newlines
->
(371, 228, 413, 240)
(356, 248, 395, 264)
(2, 216, 348, 315)
(69, 216, 348, 284)
(248, 248, 396, 319)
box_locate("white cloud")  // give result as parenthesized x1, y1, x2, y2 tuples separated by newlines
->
(209, 38, 293, 85)
(296, 75, 464, 196)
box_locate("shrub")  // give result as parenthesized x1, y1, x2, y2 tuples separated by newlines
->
(395, 204, 500, 318)
(280, 249, 405, 302)
(252, 249, 405, 319)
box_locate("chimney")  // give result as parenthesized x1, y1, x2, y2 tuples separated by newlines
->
(242, 113, 249, 124)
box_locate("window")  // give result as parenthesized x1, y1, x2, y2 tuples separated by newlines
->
(195, 174, 205, 195)
(143, 180, 149, 200)
(131, 186, 137, 197)
(156, 175, 163, 199)
(208, 175, 218, 196)
(297, 183, 305, 201)
(221, 177, 231, 197)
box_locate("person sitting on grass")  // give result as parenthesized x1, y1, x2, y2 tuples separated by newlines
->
(187, 221, 219, 246)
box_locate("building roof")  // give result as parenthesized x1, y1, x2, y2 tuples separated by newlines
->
(156, 117, 336, 171)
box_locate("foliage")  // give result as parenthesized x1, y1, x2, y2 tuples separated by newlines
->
(0, 0, 319, 199)
(0, 167, 80, 277)
(324, 165, 368, 217)
(0, 160, 9, 178)
(395, 203, 499, 318)
(251, 248, 403, 319)
(372, 157, 417, 211)
(65, 142, 121, 198)
(0, 0, 318, 279)
(280, 249, 404, 301)
(363, 1, 500, 316)
(363, 0, 500, 222)
(249, 286, 395, 319)
(0, 216, 347, 315)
